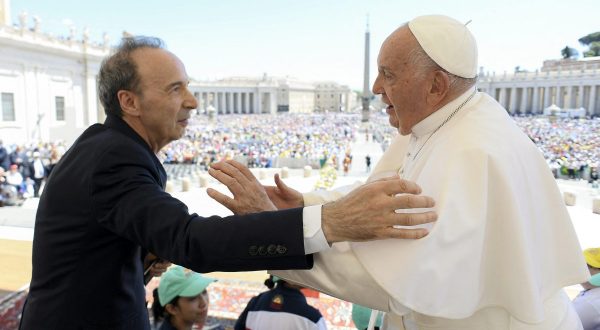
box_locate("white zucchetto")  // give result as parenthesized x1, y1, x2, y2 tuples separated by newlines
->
(408, 15, 478, 78)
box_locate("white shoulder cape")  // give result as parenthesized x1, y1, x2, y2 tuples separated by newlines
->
(275, 94, 589, 323)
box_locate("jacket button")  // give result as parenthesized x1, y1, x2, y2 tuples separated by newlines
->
(267, 244, 277, 255)
(249, 245, 258, 256)
(258, 245, 267, 256)
(276, 245, 287, 255)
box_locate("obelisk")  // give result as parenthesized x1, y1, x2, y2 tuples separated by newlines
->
(361, 16, 371, 122)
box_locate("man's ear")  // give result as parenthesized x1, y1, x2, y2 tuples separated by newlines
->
(117, 90, 140, 117)
(427, 70, 450, 106)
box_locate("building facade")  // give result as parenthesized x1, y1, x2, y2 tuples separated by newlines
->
(191, 76, 355, 115)
(0, 2, 108, 145)
(478, 57, 600, 116)
(191, 76, 278, 115)
(314, 81, 355, 112)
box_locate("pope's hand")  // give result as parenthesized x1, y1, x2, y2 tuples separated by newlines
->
(264, 173, 304, 209)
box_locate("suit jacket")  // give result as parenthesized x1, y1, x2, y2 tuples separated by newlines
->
(26, 158, 47, 180)
(20, 114, 312, 330)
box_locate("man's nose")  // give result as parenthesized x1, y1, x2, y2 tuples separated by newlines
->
(184, 88, 199, 109)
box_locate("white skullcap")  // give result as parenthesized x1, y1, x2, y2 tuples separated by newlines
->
(408, 15, 478, 78)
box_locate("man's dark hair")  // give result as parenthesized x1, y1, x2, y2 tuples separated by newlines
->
(98, 36, 165, 117)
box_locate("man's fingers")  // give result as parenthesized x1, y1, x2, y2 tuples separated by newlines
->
(376, 178, 422, 195)
(391, 194, 435, 210)
(387, 211, 438, 227)
(206, 188, 236, 211)
(208, 167, 231, 185)
(210, 161, 249, 185)
(385, 228, 430, 239)
(208, 167, 246, 194)
(226, 160, 258, 182)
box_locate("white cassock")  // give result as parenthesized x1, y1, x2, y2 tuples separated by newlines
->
(273, 88, 590, 330)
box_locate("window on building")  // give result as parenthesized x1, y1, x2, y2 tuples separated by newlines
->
(1, 93, 15, 121)
(55, 96, 65, 121)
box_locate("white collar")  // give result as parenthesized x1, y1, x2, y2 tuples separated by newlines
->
(411, 87, 478, 139)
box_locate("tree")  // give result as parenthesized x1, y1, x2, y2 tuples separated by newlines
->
(561, 46, 578, 59)
(578, 32, 600, 46)
(578, 32, 600, 57)
(583, 41, 600, 57)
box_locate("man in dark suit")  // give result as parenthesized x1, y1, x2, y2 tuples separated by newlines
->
(19, 36, 437, 330)
(26, 151, 47, 197)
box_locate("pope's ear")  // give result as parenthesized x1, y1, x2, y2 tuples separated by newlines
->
(427, 70, 450, 105)
(117, 90, 140, 116)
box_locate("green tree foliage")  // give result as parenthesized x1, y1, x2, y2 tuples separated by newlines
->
(579, 32, 600, 57)
(583, 41, 600, 57)
(578, 32, 600, 45)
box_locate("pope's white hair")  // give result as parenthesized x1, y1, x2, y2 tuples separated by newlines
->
(406, 42, 477, 93)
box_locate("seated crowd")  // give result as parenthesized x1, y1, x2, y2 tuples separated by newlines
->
(0, 113, 597, 207)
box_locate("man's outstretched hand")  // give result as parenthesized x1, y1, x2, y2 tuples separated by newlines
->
(321, 175, 437, 243)
(207, 160, 437, 243)
(207, 160, 277, 214)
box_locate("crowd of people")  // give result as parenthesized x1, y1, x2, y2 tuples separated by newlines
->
(0, 113, 598, 207)
(157, 113, 359, 171)
(514, 115, 600, 182)
(158, 112, 600, 184)
(0, 140, 66, 205)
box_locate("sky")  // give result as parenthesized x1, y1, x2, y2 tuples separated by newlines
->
(7, 0, 599, 90)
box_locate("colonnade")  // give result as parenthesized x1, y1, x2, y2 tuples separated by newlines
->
(195, 91, 269, 114)
(487, 84, 600, 115)
(478, 69, 600, 116)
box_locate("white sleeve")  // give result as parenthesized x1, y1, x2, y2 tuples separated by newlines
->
(301, 181, 363, 254)
(302, 181, 363, 206)
(302, 205, 329, 254)
(272, 242, 392, 312)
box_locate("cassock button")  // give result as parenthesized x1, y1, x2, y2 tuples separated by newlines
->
(267, 244, 277, 255)
(276, 245, 287, 255)
(249, 245, 258, 256)
(258, 245, 268, 256)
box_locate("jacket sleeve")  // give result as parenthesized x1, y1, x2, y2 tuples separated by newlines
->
(90, 145, 312, 273)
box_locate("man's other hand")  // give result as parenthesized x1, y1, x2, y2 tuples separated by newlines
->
(144, 254, 172, 278)
(321, 175, 437, 243)
(207, 160, 277, 214)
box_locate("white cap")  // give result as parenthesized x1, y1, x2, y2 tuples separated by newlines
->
(408, 15, 478, 78)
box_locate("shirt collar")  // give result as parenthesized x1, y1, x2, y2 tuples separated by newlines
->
(411, 87, 477, 138)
